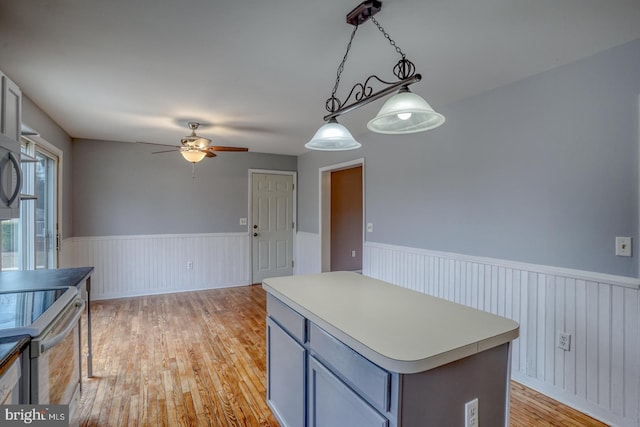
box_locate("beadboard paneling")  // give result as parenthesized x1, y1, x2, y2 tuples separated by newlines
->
(67, 233, 250, 300)
(362, 241, 639, 427)
(295, 231, 321, 275)
(58, 237, 75, 269)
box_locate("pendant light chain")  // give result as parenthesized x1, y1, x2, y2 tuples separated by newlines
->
(370, 16, 415, 80)
(370, 16, 405, 58)
(327, 23, 360, 114)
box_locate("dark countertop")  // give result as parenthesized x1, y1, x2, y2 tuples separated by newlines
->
(0, 267, 95, 372)
(0, 335, 29, 376)
(0, 266, 94, 291)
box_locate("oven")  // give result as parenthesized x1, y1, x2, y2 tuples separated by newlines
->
(0, 286, 84, 424)
(30, 296, 84, 423)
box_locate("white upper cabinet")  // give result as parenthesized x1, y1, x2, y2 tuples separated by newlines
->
(1, 70, 22, 147)
(0, 70, 23, 219)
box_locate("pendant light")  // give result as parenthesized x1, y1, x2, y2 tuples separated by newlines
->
(306, 0, 444, 151)
(367, 86, 445, 134)
(305, 119, 361, 151)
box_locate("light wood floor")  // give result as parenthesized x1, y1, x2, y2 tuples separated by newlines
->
(78, 285, 608, 426)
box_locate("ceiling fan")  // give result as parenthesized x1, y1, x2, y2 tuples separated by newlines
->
(147, 121, 248, 163)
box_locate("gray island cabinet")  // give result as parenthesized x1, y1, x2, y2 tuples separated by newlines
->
(263, 271, 520, 427)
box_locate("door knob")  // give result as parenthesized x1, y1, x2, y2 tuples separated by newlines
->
(253, 224, 258, 229)
(253, 232, 259, 237)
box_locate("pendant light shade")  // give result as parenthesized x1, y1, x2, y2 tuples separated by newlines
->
(367, 87, 445, 134)
(181, 149, 207, 163)
(305, 119, 361, 151)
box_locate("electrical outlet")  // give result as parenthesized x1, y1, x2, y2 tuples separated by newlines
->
(351, 250, 356, 257)
(239, 218, 247, 226)
(366, 222, 374, 233)
(187, 261, 193, 270)
(465, 398, 478, 427)
(557, 331, 571, 351)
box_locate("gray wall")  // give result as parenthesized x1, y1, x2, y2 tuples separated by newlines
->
(298, 39, 640, 278)
(21, 96, 74, 239)
(72, 139, 296, 236)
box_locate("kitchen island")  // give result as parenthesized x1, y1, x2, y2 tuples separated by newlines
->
(263, 271, 520, 427)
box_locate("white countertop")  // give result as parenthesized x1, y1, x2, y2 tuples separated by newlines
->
(263, 271, 519, 374)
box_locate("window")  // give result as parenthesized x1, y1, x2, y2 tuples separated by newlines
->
(1, 218, 20, 270)
(0, 138, 59, 271)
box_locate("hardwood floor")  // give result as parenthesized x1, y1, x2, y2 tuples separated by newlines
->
(78, 285, 608, 427)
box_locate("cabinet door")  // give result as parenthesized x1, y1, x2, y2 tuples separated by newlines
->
(308, 356, 388, 427)
(0, 356, 21, 404)
(1, 73, 22, 143)
(266, 317, 306, 427)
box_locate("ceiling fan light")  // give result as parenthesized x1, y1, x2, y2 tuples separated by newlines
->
(305, 120, 361, 151)
(180, 149, 207, 163)
(367, 88, 445, 134)
(195, 137, 210, 149)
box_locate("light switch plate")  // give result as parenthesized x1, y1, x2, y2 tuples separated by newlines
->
(615, 236, 631, 257)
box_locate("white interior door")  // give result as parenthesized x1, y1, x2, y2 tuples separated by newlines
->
(252, 173, 294, 283)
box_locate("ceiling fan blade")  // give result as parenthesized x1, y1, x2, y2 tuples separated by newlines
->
(136, 140, 181, 148)
(152, 149, 180, 154)
(206, 146, 249, 152)
(205, 152, 217, 158)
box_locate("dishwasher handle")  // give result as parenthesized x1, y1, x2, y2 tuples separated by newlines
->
(40, 299, 86, 353)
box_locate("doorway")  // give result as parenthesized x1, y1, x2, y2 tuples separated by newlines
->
(250, 171, 296, 283)
(35, 148, 58, 269)
(319, 159, 364, 272)
(0, 137, 60, 271)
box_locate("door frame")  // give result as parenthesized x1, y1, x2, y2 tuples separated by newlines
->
(318, 158, 365, 272)
(248, 169, 297, 283)
(22, 133, 63, 269)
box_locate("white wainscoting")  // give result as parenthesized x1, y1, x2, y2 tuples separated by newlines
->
(295, 231, 321, 275)
(63, 231, 639, 425)
(65, 233, 251, 300)
(363, 241, 640, 427)
(58, 237, 75, 269)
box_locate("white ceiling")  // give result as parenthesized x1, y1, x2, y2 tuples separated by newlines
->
(1, 0, 639, 156)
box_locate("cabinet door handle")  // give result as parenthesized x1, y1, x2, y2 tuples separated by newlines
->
(7, 152, 22, 207)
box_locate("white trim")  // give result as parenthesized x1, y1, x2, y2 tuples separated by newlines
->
(72, 231, 248, 241)
(510, 375, 632, 427)
(318, 158, 365, 272)
(366, 240, 640, 290)
(20, 133, 63, 269)
(90, 281, 245, 301)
